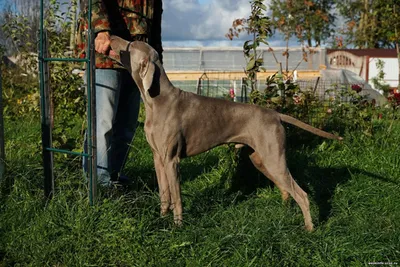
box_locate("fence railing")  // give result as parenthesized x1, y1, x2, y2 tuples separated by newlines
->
(172, 71, 385, 128)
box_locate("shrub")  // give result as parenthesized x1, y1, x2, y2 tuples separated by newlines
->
(1, 0, 85, 151)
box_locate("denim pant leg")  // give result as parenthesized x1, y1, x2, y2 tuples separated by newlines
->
(110, 70, 141, 177)
(94, 69, 122, 185)
(83, 69, 121, 186)
(83, 69, 140, 186)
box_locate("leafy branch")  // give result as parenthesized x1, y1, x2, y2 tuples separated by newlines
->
(226, 0, 273, 92)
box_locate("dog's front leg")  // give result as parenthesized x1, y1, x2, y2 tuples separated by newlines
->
(153, 152, 171, 217)
(164, 157, 183, 225)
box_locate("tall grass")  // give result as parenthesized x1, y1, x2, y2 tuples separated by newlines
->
(0, 112, 399, 266)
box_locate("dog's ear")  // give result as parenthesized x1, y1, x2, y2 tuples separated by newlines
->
(139, 57, 155, 91)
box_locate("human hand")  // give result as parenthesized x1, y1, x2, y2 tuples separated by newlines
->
(95, 31, 111, 54)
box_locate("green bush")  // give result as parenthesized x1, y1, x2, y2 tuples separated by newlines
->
(249, 74, 396, 137)
(1, 0, 85, 151)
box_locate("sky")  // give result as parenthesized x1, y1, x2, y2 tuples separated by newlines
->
(0, 0, 253, 47)
(162, 0, 254, 47)
(0, 0, 304, 48)
(161, 0, 304, 48)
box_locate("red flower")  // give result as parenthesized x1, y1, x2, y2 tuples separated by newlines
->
(293, 95, 301, 105)
(229, 88, 235, 98)
(351, 84, 362, 93)
(388, 92, 400, 106)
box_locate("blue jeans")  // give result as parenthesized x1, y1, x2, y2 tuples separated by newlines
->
(84, 69, 140, 186)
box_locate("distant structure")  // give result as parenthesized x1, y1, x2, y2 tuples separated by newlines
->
(327, 49, 398, 89)
(162, 46, 398, 95)
(163, 46, 326, 72)
(162, 46, 325, 93)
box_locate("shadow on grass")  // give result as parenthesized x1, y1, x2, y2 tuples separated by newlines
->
(119, 126, 397, 225)
(182, 142, 398, 225)
(123, 142, 348, 224)
(0, 173, 15, 201)
(285, 153, 351, 223)
(285, 150, 398, 223)
(124, 154, 222, 193)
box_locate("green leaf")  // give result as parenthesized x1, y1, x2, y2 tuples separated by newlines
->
(271, 96, 282, 104)
(246, 58, 256, 71)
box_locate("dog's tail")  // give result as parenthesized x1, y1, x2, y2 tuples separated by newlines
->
(279, 113, 343, 141)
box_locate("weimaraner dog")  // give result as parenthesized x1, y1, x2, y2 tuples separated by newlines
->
(109, 35, 342, 231)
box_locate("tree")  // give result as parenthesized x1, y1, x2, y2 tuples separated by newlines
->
(0, 0, 79, 55)
(335, 0, 397, 49)
(226, 0, 273, 91)
(1, 0, 44, 54)
(335, 0, 400, 89)
(379, 2, 400, 90)
(0, 6, 13, 54)
(269, 0, 336, 47)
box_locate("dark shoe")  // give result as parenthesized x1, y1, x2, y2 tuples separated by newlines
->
(110, 174, 131, 187)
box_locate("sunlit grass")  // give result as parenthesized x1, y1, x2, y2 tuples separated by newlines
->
(0, 112, 399, 266)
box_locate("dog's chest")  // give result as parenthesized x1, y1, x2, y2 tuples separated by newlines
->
(144, 119, 156, 147)
(144, 119, 167, 150)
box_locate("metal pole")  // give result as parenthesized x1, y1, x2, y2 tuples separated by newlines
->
(39, 0, 55, 199)
(0, 61, 5, 182)
(87, 0, 97, 205)
(196, 78, 201, 95)
(37, 0, 97, 202)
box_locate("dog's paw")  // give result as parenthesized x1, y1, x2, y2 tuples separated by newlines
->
(173, 217, 183, 227)
(305, 223, 314, 232)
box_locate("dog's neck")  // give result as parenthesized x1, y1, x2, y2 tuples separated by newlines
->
(139, 66, 179, 110)
(159, 67, 176, 93)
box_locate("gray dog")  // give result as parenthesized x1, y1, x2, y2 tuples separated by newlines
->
(109, 35, 342, 231)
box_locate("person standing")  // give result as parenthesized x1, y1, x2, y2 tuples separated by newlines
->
(75, 0, 163, 186)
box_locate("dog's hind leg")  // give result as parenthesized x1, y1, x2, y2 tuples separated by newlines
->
(153, 152, 171, 216)
(250, 145, 313, 231)
(249, 151, 290, 202)
(284, 171, 313, 231)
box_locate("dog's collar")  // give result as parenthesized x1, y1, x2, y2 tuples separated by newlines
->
(119, 41, 133, 73)
(125, 41, 133, 52)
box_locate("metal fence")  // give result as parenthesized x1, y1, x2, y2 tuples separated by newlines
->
(171, 71, 377, 128)
(172, 73, 351, 102)
(297, 78, 344, 100)
(170, 71, 272, 102)
(194, 72, 250, 102)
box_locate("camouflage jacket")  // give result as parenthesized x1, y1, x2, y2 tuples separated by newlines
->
(75, 0, 163, 69)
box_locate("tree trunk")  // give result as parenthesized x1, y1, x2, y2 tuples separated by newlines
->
(397, 42, 400, 91)
(307, 37, 312, 47)
(358, 0, 370, 48)
(395, 5, 400, 91)
(70, 0, 77, 51)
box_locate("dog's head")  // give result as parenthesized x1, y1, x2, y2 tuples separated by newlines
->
(109, 35, 161, 97)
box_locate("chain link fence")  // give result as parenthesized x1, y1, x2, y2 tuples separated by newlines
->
(170, 70, 385, 128)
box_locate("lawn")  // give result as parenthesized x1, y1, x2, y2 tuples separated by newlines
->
(0, 110, 399, 266)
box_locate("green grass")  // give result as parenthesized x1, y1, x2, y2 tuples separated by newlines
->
(0, 112, 399, 266)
